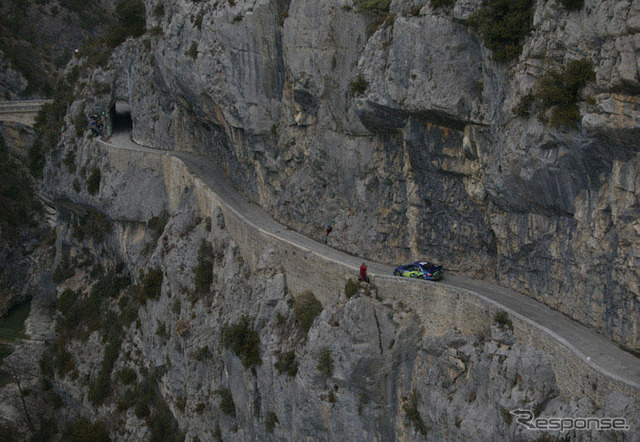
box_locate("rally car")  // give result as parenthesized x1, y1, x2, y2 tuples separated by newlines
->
(393, 261, 443, 281)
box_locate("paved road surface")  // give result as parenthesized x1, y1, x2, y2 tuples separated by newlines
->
(101, 129, 640, 391)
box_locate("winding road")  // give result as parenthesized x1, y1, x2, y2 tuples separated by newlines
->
(98, 125, 640, 395)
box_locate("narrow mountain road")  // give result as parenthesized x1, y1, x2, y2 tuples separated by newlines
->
(101, 129, 640, 392)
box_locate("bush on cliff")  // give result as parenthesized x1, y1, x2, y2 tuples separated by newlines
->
(469, 0, 534, 63)
(293, 291, 323, 333)
(193, 240, 215, 295)
(222, 316, 262, 369)
(535, 58, 595, 127)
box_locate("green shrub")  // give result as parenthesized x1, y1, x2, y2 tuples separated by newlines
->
(469, 0, 534, 62)
(265, 411, 279, 433)
(136, 267, 163, 304)
(186, 42, 198, 59)
(62, 417, 111, 442)
(73, 209, 111, 243)
(193, 12, 204, 30)
(403, 391, 428, 435)
(63, 150, 77, 173)
(217, 388, 235, 416)
(293, 291, 323, 333)
(115, 0, 146, 39)
(86, 167, 101, 195)
(222, 316, 261, 369)
(355, 0, 391, 15)
(513, 92, 535, 117)
(494, 310, 513, 330)
(57, 289, 79, 314)
(532, 58, 594, 127)
(89, 336, 122, 405)
(317, 347, 334, 377)
(0, 136, 42, 241)
(274, 350, 298, 377)
(192, 345, 211, 361)
(193, 240, 215, 295)
(152, 4, 165, 18)
(344, 278, 359, 298)
(147, 209, 169, 240)
(431, 0, 454, 8)
(53, 259, 76, 283)
(91, 273, 131, 299)
(349, 74, 369, 97)
(116, 367, 137, 385)
(559, 0, 583, 11)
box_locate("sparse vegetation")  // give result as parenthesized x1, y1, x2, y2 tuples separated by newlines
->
(317, 347, 334, 377)
(494, 310, 513, 330)
(500, 406, 513, 425)
(72, 208, 111, 243)
(559, 0, 584, 11)
(275, 350, 298, 377)
(136, 267, 163, 304)
(62, 417, 111, 442)
(469, 0, 534, 62)
(403, 391, 428, 435)
(147, 209, 170, 241)
(355, 0, 391, 15)
(0, 135, 42, 242)
(349, 74, 369, 97)
(217, 388, 235, 416)
(293, 291, 323, 333)
(431, 0, 454, 8)
(533, 59, 595, 127)
(194, 240, 215, 295)
(86, 167, 101, 195)
(344, 278, 359, 298)
(265, 411, 279, 433)
(222, 316, 261, 369)
(186, 42, 198, 59)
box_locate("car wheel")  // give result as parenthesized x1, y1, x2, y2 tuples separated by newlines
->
(393, 270, 399, 277)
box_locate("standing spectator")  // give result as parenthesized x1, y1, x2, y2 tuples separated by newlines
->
(325, 225, 332, 244)
(360, 263, 369, 283)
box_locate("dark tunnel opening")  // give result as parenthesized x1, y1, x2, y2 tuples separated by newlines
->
(111, 101, 132, 133)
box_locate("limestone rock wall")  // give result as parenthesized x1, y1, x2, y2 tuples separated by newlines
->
(71, 0, 640, 351)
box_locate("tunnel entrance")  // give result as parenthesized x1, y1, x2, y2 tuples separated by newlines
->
(111, 101, 132, 133)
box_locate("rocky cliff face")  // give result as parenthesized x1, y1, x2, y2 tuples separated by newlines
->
(4, 0, 639, 439)
(81, 0, 639, 349)
(19, 140, 640, 439)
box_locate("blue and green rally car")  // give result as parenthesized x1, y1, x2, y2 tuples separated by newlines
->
(393, 261, 443, 281)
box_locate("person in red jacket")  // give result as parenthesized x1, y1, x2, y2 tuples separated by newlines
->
(360, 263, 369, 283)
(325, 225, 332, 244)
